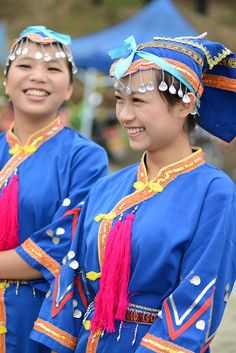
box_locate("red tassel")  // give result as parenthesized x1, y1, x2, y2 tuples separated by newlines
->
(0, 175, 19, 251)
(91, 213, 135, 333)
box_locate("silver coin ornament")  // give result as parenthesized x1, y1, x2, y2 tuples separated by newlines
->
(146, 82, 155, 91)
(159, 81, 168, 91)
(22, 47, 29, 55)
(35, 52, 43, 60)
(169, 84, 177, 94)
(138, 84, 147, 93)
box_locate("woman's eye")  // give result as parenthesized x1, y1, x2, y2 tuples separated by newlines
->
(17, 64, 31, 69)
(48, 67, 61, 72)
(114, 94, 122, 101)
(132, 97, 143, 103)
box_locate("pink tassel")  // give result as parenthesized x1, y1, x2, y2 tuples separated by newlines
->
(91, 213, 135, 333)
(0, 175, 19, 251)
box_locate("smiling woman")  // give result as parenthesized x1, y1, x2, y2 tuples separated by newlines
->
(0, 26, 108, 353)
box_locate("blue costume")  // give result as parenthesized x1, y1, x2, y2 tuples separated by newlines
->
(31, 34, 236, 353)
(31, 148, 236, 353)
(0, 117, 108, 353)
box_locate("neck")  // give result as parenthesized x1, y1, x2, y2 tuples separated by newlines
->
(145, 135, 192, 181)
(12, 113, 57, 145)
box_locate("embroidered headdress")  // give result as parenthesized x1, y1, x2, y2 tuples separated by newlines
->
(4, 25, 77, 76)
(109, 34, 236, 142)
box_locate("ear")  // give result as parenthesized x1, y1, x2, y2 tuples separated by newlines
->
(178, 92, 197, 118)
(64, 83, 73, 102)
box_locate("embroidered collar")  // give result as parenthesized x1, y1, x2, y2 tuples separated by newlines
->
(96, 147, 205, 266)
(7, 116, 63, 155)
(0, 116, 63, 189)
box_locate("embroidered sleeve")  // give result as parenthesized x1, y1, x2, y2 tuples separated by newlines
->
(136, 180, 236, 353)
(16, 143, 108, 285)
(30, 206, 90, 353)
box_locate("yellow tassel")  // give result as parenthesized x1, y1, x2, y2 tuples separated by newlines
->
(86, 271, 101, 281)
(94, 212, 116, 222)
(148, 182, 164, 192)
(133, 181, 145, 190)
(83, 320, 91, 330)
(0, 325, 7, 334)
(9, 145, 38, 155)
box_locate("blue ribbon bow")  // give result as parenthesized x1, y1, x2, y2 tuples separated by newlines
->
(20, 26, 71, 46)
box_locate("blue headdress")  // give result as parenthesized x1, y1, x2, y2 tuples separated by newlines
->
(109, 34, 236, 142)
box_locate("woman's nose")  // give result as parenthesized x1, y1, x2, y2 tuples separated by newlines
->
(29, 65, 47, 83)
(117, 102, 135, 123)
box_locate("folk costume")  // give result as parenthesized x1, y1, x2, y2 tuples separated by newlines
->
(0, 27, 108, 353)
(32, 34, 236, 353)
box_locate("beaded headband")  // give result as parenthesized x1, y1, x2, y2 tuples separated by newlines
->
(4, 26, 77, 76)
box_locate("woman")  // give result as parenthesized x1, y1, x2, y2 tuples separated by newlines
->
(31, 34, 236, 353)
(0, 26, 108, 353)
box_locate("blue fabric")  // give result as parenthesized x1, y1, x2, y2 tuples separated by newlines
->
(0, 126, 108, 353)
(71, 0, 197, 73)
(32, 154, 236, 353)
(20, 26, 71, 46)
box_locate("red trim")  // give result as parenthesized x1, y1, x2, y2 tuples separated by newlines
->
(164, 289, 215, 340)
(63, 207, 81, 239)
(200, 338, 214, 353)
(52, 273, 88, 318)
(74, 277, 88, 308)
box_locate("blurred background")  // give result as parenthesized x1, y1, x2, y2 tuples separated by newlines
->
(0, 1, 235, 351)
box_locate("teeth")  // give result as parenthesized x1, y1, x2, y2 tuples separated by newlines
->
(25, 90, 48, 97)
(127, 127, 144, 134)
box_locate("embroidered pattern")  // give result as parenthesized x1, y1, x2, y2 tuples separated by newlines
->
(0, 117, 63, 189)
(141, 334, 194, 353)
(138, 41, 204, 67)
(97, 148, 205, 267)
(0, 288, 6, 353)
(22, 238, 61, 276)
(219, 57, 236, 68)
(86, 332, 101, 353)
(152, 37, 231, 70)
(63, 207, 81, 239)
(203, 74, 236, 92)
(126, 303, 159, 325)
(34, 318, 77, 350)
(164, 285, 215, 340)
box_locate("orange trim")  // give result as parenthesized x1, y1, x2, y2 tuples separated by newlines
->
(0, 288, 6, 353)
(22, 238, 61, 277)
(86, 332, 100, 353)
(63, 208, 81, 239)
(141, 334, 193, 353)
(98, 148, 205, 267)
(203, 74, 236, 92)
(34, 318, 77, 350)
(0, 117, 63, 189)
(164, 289, 215, 341)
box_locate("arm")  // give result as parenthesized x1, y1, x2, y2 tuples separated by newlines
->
(136, 179, 236, 353)
(14, 144, 108, 283)
(0, 249, 42, 279)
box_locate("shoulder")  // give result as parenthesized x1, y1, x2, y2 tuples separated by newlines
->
(90, 163, 139, 191)
(200, 163, 235, 194)
(58, 127, 107, 158)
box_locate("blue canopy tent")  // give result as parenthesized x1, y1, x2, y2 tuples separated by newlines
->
(71, 0, 197, 137)
(71, 0, 197, 73)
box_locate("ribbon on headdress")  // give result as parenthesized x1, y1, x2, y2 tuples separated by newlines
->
(109, 35, 196, 96)
(20, 26, 71, 46)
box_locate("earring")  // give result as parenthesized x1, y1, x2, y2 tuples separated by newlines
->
(190, 106, 198, 115)
(3, 81, 6, 87)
